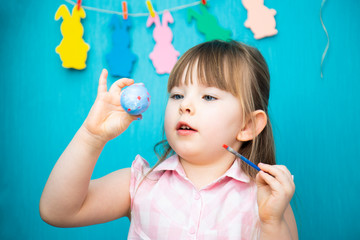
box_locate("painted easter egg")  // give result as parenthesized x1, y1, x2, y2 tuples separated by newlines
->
(120, 83, 151, 115)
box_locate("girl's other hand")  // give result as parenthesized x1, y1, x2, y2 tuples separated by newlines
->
(255, 163, 295, 225)
(82, 69, 141, 144)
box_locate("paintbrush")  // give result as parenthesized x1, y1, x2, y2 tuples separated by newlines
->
(223, 144, 294, 180)
(222, 144, 261, 171)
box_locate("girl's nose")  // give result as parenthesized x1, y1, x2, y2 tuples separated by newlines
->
(179, 101, 195, 115)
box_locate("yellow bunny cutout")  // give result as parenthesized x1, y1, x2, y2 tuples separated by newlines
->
(55, 5, 90, 70)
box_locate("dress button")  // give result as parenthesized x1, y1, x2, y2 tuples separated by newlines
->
(194, 192, 201, 200)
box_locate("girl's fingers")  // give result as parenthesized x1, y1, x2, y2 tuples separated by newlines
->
(274, 165, 293, 182)
(257, 170, 282, 192)
(109, 78, 134, 95)
(259, 163, 290, 184)
(258, 163, 282, 179)
(132, 114, 143, 121)
(258, 163, 295, 195)
(98, 69, 108, 94)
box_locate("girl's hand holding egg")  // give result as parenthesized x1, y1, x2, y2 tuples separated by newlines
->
(82, 70, 150, 144)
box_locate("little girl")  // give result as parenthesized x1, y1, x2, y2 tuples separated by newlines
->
(40, 40, 298, 239)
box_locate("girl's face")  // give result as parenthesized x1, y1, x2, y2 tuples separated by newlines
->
(164, 75, 244, 164)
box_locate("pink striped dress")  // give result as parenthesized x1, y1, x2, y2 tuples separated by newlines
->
(128, 154, 260, 240)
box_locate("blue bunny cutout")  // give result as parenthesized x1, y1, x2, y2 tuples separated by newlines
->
(106, 15, 137, 78)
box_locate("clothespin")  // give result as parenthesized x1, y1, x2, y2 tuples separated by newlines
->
(77, 0, 82, 10)
(146, 0, 156, 18)
(201, 0, 207, 5)
(122, 1, 128, 20)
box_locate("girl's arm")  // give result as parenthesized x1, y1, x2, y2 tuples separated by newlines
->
(256, 163, 298, 240)
(39, 69, 139, 227)
(259, 204, 298, 240)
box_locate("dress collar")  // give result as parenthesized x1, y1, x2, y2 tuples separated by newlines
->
(153, 154, 251, 183)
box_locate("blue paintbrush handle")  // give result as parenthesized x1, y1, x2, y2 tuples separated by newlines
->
(223, 144, 261, 172)
(240, 155, 261, 171)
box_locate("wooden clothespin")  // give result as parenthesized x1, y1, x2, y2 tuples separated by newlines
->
(122, 1, 128, 20)
(77, 0, 82, 10)
(146, 0, 156, 18)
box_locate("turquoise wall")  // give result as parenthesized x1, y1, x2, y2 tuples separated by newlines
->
(1, 0, 359, 239)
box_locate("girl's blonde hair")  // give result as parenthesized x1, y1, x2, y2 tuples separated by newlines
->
(154, 40, 276, 179)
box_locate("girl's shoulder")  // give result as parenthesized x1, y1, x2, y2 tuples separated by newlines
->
(131, 155, 151, 174)
(129, 154, 179, 196)
(130, 154, 179, 177)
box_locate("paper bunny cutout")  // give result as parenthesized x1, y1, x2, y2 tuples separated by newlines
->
(187, 4, 232, 41)
(106, 15, 137, 78)
(242, 0, 278, 39)
(55, 4, 90, 70)
(146, 10, 180, 75)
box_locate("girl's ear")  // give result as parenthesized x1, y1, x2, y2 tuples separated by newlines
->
(237, 110, 267, 141)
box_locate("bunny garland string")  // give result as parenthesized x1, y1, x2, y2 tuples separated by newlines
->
(187, 3, 232, 42)
(146, 10, 180, 75)
(242, 0, 278, 39)
(55, 4, 90, 70)
(106, 15, 137, 78)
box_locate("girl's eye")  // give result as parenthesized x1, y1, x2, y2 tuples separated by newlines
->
(170, 94, 183, 100)
(203, 95, 217, 101)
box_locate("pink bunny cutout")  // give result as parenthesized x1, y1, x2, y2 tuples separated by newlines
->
(147, 10, 180, 74)
(242, 0, 278, 39)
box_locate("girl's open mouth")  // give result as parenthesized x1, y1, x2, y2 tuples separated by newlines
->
(176, 122, 197, 135)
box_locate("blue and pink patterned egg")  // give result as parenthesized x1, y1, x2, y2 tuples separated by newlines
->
(120, 83, 151, 115)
